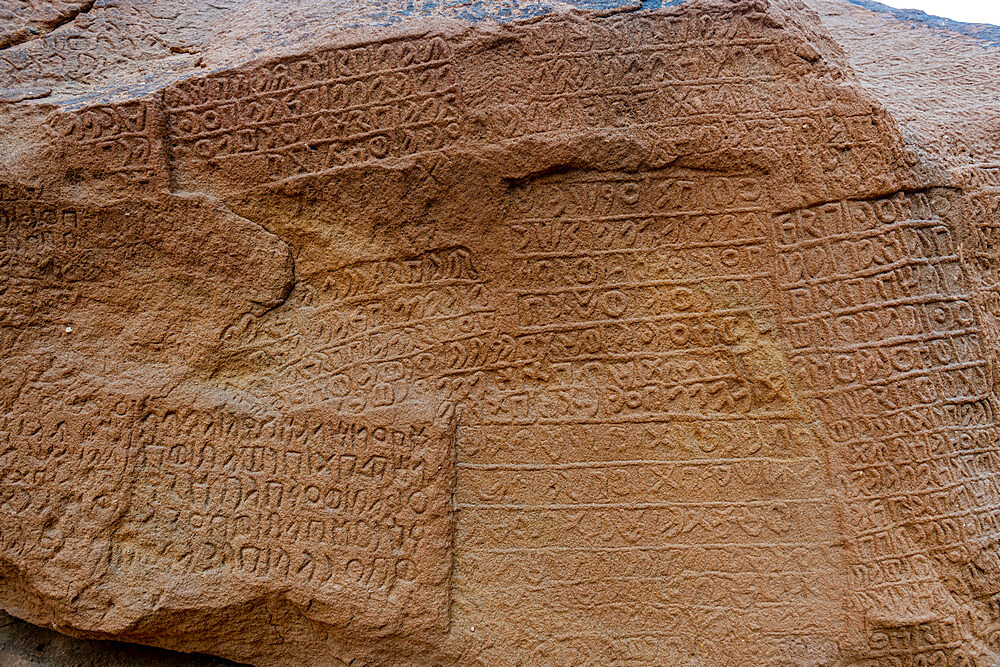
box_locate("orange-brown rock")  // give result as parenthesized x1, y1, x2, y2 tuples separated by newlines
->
(4, 0, 1000, 664)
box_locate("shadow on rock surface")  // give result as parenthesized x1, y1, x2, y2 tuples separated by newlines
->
(0, 612, 248, 666)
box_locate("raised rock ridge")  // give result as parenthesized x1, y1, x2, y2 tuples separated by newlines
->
(3, 0, 1000, 664)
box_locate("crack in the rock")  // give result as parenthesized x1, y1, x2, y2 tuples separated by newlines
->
(0, 0, 97, 52)
(263, 601, 286, 645)
(51, 0, 97, 32)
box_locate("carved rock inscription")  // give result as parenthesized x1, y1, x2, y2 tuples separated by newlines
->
(5, 0, 1000, 665)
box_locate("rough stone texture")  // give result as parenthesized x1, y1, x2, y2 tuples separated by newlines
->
(0, 609, 243, 665)
(3, 0, 1000, 664)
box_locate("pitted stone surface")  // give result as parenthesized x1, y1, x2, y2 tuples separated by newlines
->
(3, 0, 1000, 665)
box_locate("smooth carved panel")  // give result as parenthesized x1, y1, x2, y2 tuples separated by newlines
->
(165, 36, 461, 187)
(1, 397, 454, 632)
(118, 403, 455, 633)
(447, 169, 845, 665)
(217, 245, 492, 410)
(773, 191, 1000, 664)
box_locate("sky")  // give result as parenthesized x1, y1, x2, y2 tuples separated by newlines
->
(874, 0, 1000, 24)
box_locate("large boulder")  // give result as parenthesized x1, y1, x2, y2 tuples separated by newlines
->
(3, 0, 1000, 663)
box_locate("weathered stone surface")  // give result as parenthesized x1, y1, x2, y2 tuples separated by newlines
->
(3, 0, 1000, 664)
(0, 609, 243, 665)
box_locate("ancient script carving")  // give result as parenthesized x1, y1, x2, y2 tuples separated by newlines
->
(4, 0, 1000, 664)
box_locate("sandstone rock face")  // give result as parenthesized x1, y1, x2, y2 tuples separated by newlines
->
(3, 0, 1000, 664)
(0, 609, 241, 665)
